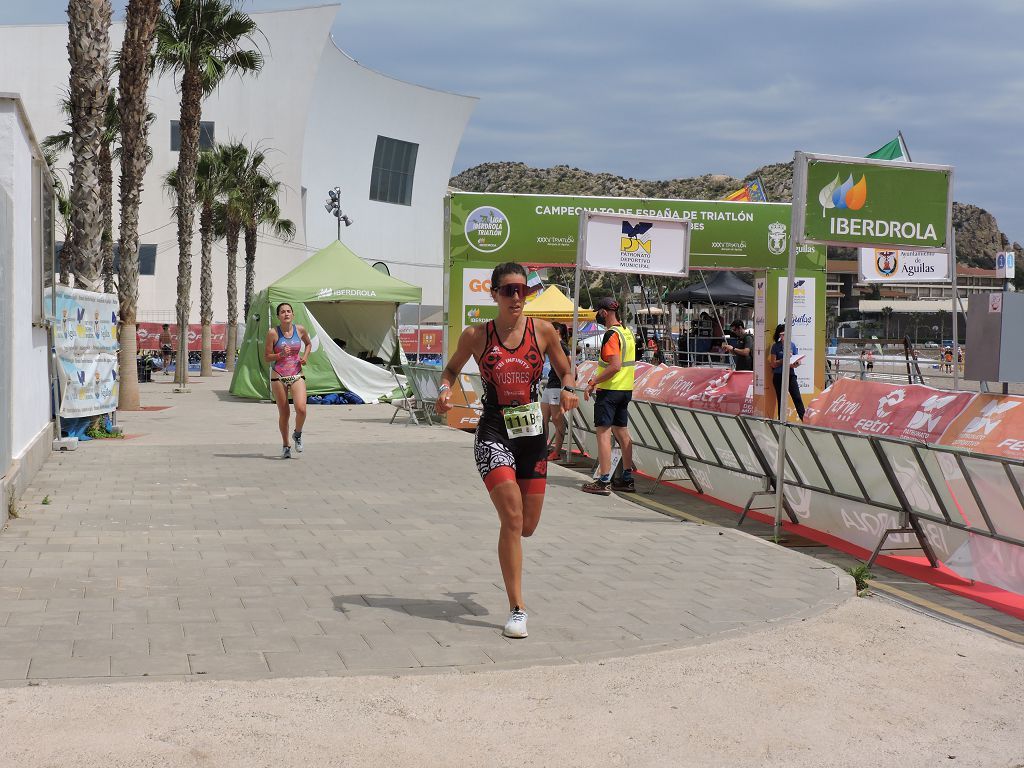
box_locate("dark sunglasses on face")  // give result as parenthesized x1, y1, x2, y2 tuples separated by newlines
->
(494, 283, 539, 299)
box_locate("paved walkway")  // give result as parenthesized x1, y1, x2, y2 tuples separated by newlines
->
(0, 376, 850, 683)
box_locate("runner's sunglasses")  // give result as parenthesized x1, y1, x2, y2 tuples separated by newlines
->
(493, 283, 541, 299)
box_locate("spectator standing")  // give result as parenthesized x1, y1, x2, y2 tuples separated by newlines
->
(582, 298, 637, 495)
(769, 323, 805, 421)
(721, 319, 755, 371)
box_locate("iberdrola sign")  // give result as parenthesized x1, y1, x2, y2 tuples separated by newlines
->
(797, 153, 952, 251)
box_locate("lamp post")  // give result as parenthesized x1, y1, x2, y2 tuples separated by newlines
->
(324, 186, 353, 240)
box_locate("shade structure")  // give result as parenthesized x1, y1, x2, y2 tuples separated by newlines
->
(664, 271, 755, 305)
(522, 285, 596, 322)
(229, 240, 422, 401)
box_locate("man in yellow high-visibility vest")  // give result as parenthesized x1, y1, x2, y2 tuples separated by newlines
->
(582, 297, 637, 495)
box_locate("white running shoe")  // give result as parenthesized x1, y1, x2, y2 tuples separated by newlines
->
(293, 431, 303, 452)
(503, 607, 528, 638)
(281, 445, 291, 459)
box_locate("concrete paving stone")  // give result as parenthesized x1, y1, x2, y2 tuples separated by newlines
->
(339, 647, 421, 671)
(83, 608, 150, 625)
(187, 652, 270, 676)
(109, 653, 192, 679)
(0, 658, 30, 680)
(6, 609, 79, 627)
(182, 620, 253, 638)
(112, 623, 185, 641)
(1, 638, 75, 659)
(264, 651, 347, 676)
(211, 607, 283, 623)
(294, 635, 370, 654)
(0, 599, 46, 613)
(28, 655, 111, 679)
(222, 634, 299, 653)
(410, 644, 493, 667)
(0, 626, 43, 643)
(147, 608, 216, 624)
(46, 597, 113, 612)
(39, 623, 112, 641)
(251, 620, 321, 637)
(149, 636, 225, 655)
(73, 637, 149, 658)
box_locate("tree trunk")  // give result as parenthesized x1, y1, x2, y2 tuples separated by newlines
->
(243, 224, 256, 321)
(199, 202, 214, 377)
(66, 0, 111, 290)
(115, 0, 160, 412)
(174, 67, 203, 388)
(99, 141, 115, 293)
(225, 220, 240, 371)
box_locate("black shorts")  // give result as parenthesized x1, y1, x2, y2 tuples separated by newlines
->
(594, 389, 632, 428)
(474, 412, 547, 495)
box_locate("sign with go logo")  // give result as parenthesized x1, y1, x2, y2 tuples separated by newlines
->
(794, 152, 952, 252)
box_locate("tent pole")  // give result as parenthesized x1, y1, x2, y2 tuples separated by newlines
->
(417, 302, 422, 362)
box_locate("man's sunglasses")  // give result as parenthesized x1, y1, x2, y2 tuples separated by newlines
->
(493, 283, 540, 299)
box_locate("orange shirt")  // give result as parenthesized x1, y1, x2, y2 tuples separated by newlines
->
(600, 329, 621, 363)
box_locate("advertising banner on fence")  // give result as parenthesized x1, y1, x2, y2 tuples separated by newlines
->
(136, 323, 228, 352)
(778, 276, 816, 393)
(937, 393, 1024, 458)
(399, 326, 443, 355)
(48, 287, 120, 417)
(804, 378, 974, 442)
(580, 212, 690, 277)
(798, 154, 951, 251)
(858, 248, 950, 283)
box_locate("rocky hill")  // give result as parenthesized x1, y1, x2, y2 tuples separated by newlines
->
(450, 161, 1021, 269)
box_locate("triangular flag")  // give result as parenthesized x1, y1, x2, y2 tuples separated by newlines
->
(867, 134, 911, 162)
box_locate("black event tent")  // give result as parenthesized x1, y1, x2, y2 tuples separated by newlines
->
(664, 271, 754, 306)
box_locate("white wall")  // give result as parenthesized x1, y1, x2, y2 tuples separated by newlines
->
(0, 98, 52, 468)
(0, 5, 476, 322)
(302, 40, 477, 307)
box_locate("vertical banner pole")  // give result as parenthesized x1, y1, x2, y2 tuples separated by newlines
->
(772, 152, 806, 538)
(951, 232, 960, 391)
(566, 212, 586, 462)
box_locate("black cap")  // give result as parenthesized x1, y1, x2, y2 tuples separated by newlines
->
(594, 297, 619, 312)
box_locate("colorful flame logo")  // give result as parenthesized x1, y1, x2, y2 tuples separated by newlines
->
(818, 174, 867, 216)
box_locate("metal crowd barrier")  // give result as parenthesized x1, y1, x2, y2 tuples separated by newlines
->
(568, 392, 1024, 569)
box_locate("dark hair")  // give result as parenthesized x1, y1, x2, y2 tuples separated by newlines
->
(162, 323, 169, 329)
(490, 262, 527, 290)
(730, 319, 745, 330)
(554, 322, 569, 342)
(773, 323, 786, 342)
(276, 302, 293, 316)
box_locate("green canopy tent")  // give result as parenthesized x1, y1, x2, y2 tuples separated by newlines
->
(229, 240, 422, 401)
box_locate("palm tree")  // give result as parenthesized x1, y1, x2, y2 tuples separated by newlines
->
(42, 87, 121, 292)
(241, 172, 295, 319)
(66, 0, 112, 290)
(116, 0, 161, 411)
(155, 0, 263, 386)
(210, 141, 250, 370)
(164, 150, 226, 377)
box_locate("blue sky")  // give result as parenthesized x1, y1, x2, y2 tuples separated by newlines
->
(9, 0, 1024, 245)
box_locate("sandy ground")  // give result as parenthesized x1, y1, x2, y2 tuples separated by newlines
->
(3, 596, 1021, 768)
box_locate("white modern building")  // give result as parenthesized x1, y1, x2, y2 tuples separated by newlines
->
(0, 94, 56, 511)
(0, 4, 476, 320)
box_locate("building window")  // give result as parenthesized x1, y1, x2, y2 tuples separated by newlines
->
(59, 243, 158, 277)
(171, 120, 215, 152)
(369, 135, 418, 206)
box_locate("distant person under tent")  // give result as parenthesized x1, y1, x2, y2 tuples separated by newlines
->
(159, 323, 174, 375)
(265, 302, 312, 459)
(721, 319, 754, 371)
(769, 323, 805, 421)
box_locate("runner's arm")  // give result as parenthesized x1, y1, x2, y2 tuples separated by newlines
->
(436, 326, 477, 413)
(264, 329, 279, 364)
(538, 321, 579, 412)
(298, 325, 312, 365)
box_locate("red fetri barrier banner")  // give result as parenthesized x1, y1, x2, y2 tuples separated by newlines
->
(136, 322, 227, 352)
(804, 378, 974, 443)
(399, 327, 443, 355)
(937, 393, 1024, 459)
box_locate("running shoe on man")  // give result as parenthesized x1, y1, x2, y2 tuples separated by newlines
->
(611, 475, 636, 493)
(293, 431, 303, 453)
(281, 445, 291, 459)
(581, 479, 611, 495)
(503, 607, 528, 638)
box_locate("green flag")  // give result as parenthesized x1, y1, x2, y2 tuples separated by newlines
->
(867, 134, 910, 161)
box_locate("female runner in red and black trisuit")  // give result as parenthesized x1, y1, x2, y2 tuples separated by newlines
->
(436, 262, 579, 638)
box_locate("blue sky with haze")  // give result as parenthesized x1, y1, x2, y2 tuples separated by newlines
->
(9, 0, 1024, 245)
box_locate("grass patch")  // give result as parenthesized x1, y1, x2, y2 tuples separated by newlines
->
(848, 563, 875, 595)
(41, 495, 51, 506)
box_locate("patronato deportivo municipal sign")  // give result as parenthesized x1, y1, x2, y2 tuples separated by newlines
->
(794, 152, 952, 252)
(578, 211, 690, 277)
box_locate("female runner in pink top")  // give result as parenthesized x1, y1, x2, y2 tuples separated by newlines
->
(264, 302, 312, 458)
